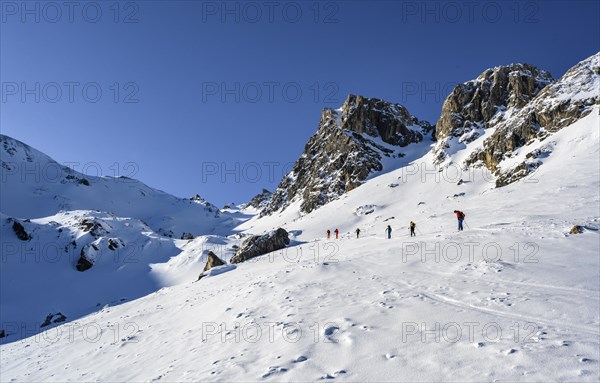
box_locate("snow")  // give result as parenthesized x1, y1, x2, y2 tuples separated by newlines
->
(0, 135, 235, 238)
(2, 105, 598, 381)
(1, 54, 599, 382)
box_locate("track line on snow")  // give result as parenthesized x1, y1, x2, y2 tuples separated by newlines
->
(369, 273, 600, 337)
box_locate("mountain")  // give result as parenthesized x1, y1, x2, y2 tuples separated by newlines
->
(1, 53, 599, 382)
(469, 53, 600, 185)
(261, 94, 433, 216)
(0, 135, 230, 237)
(433, 63, 554, 163)
(0, 136, 248, 342)
(433, 53, 600, 186)
(3, 92, 599, 382)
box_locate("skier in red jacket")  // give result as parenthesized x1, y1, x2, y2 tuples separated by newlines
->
(334, 228, 339, 239)
(454, 210, 465, 231)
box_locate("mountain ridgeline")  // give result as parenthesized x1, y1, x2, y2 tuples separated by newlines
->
(259, 52, 599, 216)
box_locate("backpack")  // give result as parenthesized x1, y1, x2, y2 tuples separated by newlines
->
(458, 211, 465, 219)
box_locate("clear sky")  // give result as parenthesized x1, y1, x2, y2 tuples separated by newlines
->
(2, 0, 599, 206)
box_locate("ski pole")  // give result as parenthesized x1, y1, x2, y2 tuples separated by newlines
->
(463, 220, 470, 229)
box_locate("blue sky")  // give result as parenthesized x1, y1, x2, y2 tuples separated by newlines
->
(1, 0, 599, 206)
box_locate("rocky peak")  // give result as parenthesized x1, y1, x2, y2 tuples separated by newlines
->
(468, 52, 599, 185)
(434, 63, 553, 162)
(261, 95, 432, 216)
(338, 94, 432, 146)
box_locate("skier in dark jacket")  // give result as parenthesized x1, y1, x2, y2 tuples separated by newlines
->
(385, 225, 392, 239)
(409, 221, 416, 237)
(326, 229, 331, 239)
(334, 228, 339, 239)
(355, 228, 361, 238)
(454, 210, 465, 231)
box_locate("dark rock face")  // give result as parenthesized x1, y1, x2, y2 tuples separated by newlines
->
(76, 243, 99, 272)
(12, 220, 31, 241)
(230, 228, 290, 264)
(76, 256, 93, 272)
(197, 251, 227, 280)
(340, 95, 432, 146)
(262, 95, 432, 216)
(434, 63, 554, 163)
(40, 312, 67, 328)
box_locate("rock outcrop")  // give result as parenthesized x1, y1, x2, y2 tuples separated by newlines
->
(197, 251, 227, 280)
(434, 52, 599, 187)
(244, 189, 273, 210)
(469, 53, 599, 185)
(434, 63, 554, 163)
(76, 242, 99, 272)
(11, 220, 31, 241)
(230, 228, 290, 264)
(262, 95, 432, 215)
(570, 225, 585, 234)
(40, 312, 67, 328)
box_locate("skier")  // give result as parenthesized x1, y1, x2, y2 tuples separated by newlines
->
(326, 229, 331, 239)
(454, 210, 465, 231)
(355, 228, 361, 238)
(409, 221, 416, 237)
(385, 225, 392, 239)
(334, 228, 339, 239)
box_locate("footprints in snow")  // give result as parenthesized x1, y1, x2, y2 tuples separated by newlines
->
(261, 366, 288, 379)
(260, 355, 347, 381)
(319, 370, 347, 379)
(293, 355, 307, 363)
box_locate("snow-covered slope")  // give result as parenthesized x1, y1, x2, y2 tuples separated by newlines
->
(2, 108, 598, 381)
(1, 54, 598, 382)
(0, 135, 251, 343)
(0, 134, 230, 237)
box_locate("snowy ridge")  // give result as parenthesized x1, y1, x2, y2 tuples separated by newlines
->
(0, 134, 231, 237)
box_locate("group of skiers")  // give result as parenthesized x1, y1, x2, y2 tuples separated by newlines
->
(325, 210, 466, 239)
